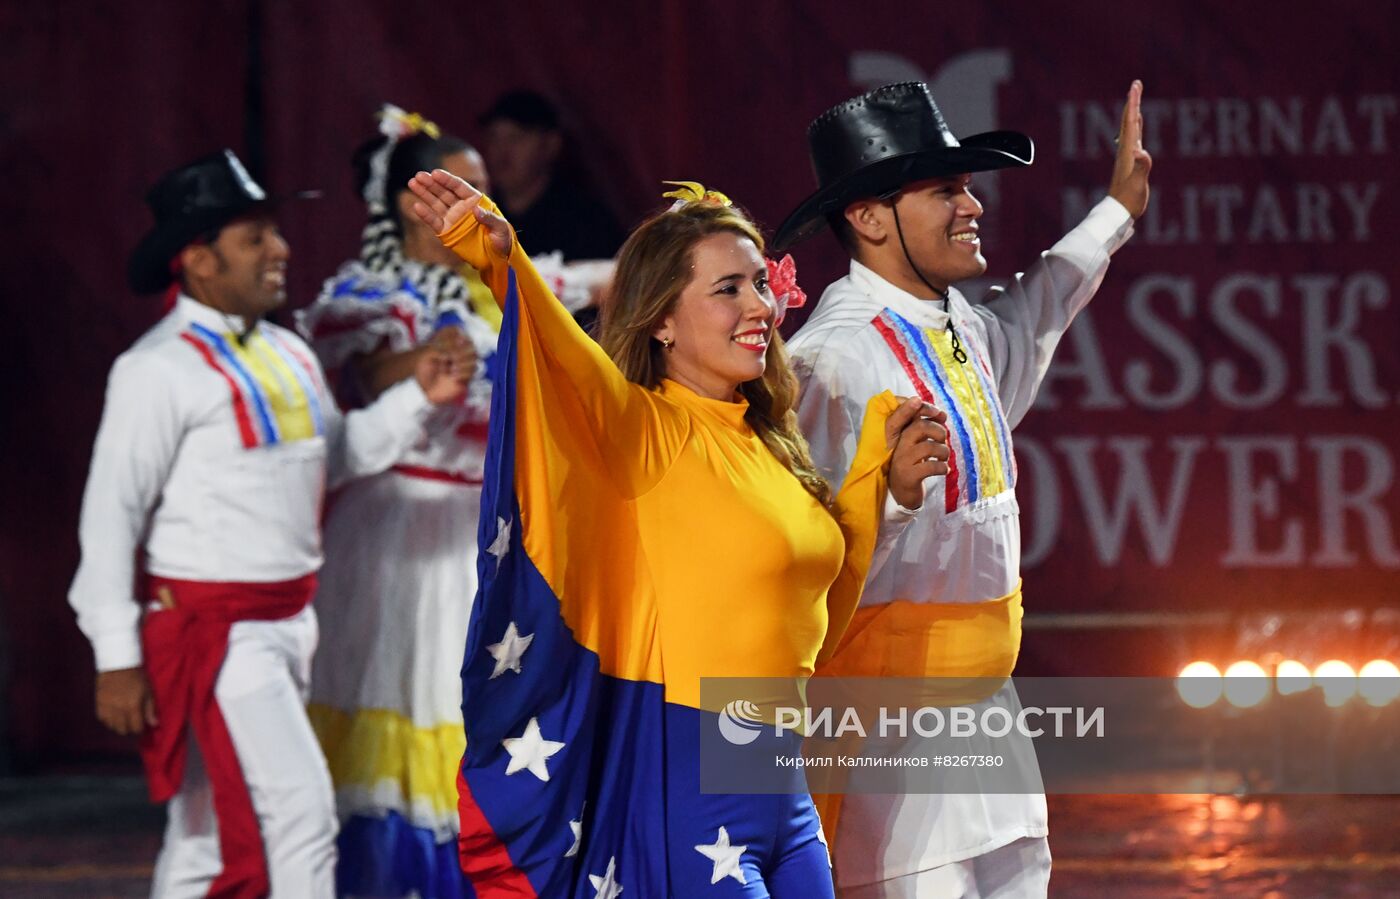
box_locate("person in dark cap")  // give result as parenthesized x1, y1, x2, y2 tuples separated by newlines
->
(781, 82, 1151, 897)
(479, 89, 625, 331)
(68, 149, 475, 897)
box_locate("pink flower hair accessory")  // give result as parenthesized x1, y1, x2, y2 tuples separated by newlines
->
(766, 253, 806, 324)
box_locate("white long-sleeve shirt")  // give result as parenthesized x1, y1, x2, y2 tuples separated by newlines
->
(791, 198, 1134, 607)
(787, 198, 1134, 882)
(69, 295, 434, 673)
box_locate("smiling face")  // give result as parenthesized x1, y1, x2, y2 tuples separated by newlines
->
(182, 213, 289, 318)
(654, 231, 776, 400)
(846, 174, 986, 296)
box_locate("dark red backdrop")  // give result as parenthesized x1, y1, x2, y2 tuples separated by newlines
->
(3, 1, 1396, 767)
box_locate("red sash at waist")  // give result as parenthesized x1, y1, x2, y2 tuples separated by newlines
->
(138, 572, 315, 899)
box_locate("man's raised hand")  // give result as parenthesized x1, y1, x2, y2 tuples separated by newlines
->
(1108, 80, 1152, 219)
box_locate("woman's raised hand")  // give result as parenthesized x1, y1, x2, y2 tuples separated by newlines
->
(407, 169, 513, 256)
(884, 397, 951, 510)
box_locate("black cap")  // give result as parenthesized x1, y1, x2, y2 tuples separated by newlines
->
(478, 90, 561, 131)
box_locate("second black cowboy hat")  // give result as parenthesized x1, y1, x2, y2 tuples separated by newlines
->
(772, 82, 1034, 252)
(127, 149, 314, 295)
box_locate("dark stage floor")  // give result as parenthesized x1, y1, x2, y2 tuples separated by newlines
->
(1, 780, 1397, 897)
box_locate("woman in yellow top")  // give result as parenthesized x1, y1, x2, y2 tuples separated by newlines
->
(407, 170, 948, 898)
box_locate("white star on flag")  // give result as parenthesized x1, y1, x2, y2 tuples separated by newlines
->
(814, 820, 831, 865)
(589, 855, 623, 898)
(694, 826, 747, 885)
(487, 621, 534, 679)
(487, 515, 511, 561)
(565, 802, 586, 858)
(502, 717, 564, 782)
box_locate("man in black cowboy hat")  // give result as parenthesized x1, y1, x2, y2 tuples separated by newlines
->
(68, 149, 474, 897)
(783, 83, 1151, 897)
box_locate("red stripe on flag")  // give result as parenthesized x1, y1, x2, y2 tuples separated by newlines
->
(180, 333, 259, 448)
(872, 315, 961, 514)
(457, 768, 537, 897)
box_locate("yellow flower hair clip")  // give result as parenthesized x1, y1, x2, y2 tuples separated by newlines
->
(363, 103, 442, 211)
(662, 180, 732, 211)
(378, 104, 441, 140)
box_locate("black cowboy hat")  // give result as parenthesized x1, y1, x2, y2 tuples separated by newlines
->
(772, 82, 1034, 252)
(127, 149, 312, 295)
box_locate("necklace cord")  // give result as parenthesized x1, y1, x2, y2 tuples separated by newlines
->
(890, 199, 968, 364)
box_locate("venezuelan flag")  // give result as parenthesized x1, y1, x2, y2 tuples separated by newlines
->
(454, 267, 668, 896)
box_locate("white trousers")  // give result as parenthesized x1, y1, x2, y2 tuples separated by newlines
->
(838, 836, 1051, 899)
(150, 608, 337, 898)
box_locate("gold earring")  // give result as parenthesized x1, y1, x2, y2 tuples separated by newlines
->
(660, 336, 674, 350)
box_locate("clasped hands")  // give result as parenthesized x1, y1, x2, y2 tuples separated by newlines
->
(414, 326, 477, 405)
(886, 397, 951, 510)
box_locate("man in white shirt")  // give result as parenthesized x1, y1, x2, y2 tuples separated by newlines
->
(776, 82, 1152, 897)
(69, 150, 474, 897)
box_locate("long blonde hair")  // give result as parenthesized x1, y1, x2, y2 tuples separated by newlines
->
(598, 202, 832, 506)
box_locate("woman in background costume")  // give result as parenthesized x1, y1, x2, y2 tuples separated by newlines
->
(297, 106, 500, 899)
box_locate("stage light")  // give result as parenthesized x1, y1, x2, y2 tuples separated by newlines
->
(1313, 660, 1358, 707)
(1357, 660, 1400, 707)
(1177, 661, 1223, 709)
(1223, 660, 1269, 708)
(1275, 659, 1312, 696)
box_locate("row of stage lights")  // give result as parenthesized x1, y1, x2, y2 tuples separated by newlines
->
(1176, 659, 1400, 709)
